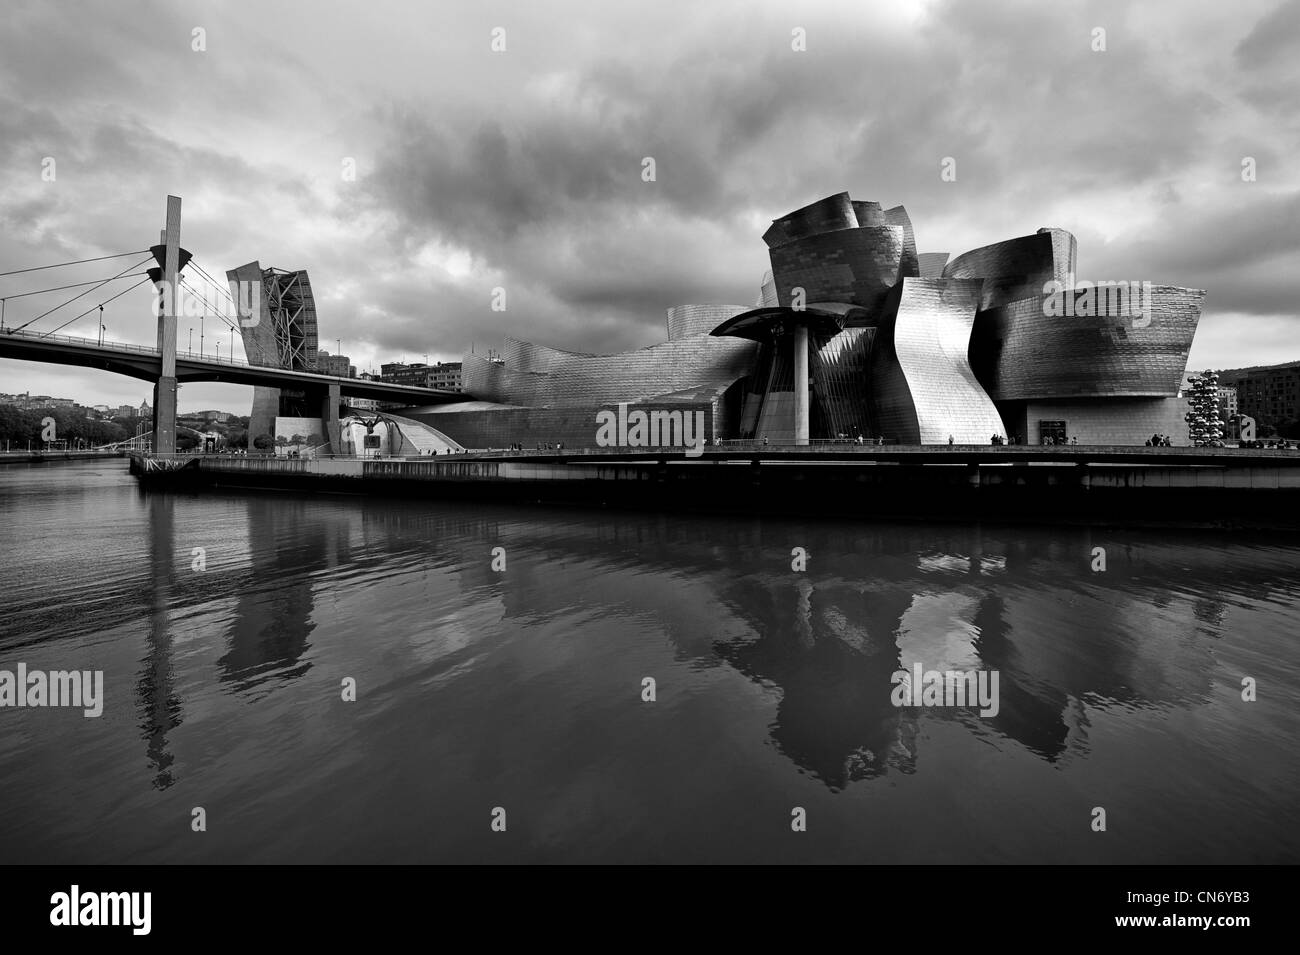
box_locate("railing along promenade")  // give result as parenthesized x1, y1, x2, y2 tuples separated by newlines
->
(131, 443, 1300, 469)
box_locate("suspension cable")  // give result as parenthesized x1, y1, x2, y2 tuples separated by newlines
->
(188, 258, 272, 364)
(12, 256, 152, 332)
(179, 276, 240, 330)
(190, 262, 269, 361)
(187, 261, 248, 330)
(41, 276, 152, 337)
(0, 250, 150, 278)
(189, 260, 239, 307)
(1, 275, 141, 302)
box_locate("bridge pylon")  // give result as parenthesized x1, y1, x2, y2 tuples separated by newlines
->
(149, 196, 184, 455)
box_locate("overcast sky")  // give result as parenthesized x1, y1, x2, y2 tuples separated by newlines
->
(1, 0, 1297, 411)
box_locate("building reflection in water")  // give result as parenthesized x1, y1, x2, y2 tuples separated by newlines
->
(218, 498, 322, 693)
(416, 514, 1238, 792)
(136, 490, 1256, 794)
(137, 491, 183, 791)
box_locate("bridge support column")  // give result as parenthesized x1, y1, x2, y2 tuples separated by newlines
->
(321, 382, 341, 453)
(248, 386, 279, 446)
(153, 377, 177, 455)
(152, 196, 182, 454)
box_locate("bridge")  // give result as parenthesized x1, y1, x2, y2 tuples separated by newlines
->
(0, 327, 461, 405)
(0, 195, 462, 453)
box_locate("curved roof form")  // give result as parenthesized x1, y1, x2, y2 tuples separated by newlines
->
(763, 192, 859, 248)
(708, 304, 869, 341)
(666, 304, 750, 341)
(852, 200, 888, 227)
(758, 193, 920, 312)
(376, 412, 466, 454)
(884, 205, 920, 277)
(943, 228, 1078, 310)
(501, 337, 598, 373)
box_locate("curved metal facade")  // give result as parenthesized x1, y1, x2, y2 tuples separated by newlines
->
(500, 337, 596, 374)
(883, 205, 920, 278)
(943, 229, 1077, 311)
(432, 190, 1205, 448)
(872, 278, 1005, 444)
(767, 225, 908, 313)
(762, 192, 859, 248)
(917, 252, 949, 278)
(970, 286, 1204, 400)
(461, 335, 756, 409)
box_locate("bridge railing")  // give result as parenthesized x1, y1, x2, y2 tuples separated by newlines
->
(0, 326, 162, 356)
(0, 328, 453, 396)
(130, 443, 1300, 463)
(0, 325, 271, 368)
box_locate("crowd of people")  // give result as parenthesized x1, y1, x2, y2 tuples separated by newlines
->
(1239, 438, 1295, 449)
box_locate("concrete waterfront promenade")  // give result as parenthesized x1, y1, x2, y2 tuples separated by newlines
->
(129, 444, 1300, 528)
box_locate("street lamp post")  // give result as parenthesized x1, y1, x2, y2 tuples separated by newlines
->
(188, 327, 193, 352)
(229, 325, 234, 361)
(200, 314, 204, 357)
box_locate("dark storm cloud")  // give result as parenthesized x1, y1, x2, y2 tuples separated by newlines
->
(349, 0, 1296, 361)
(1235, 0, 1300, 65)
(1, 0, 1297, 405)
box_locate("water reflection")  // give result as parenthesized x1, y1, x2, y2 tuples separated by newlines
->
(126, 486, 1289, 800)
(137, 492, 182, 790)
(219, 499, 321, 692)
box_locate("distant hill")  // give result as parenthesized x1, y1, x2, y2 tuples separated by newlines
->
(1214, 360, 1300, 385)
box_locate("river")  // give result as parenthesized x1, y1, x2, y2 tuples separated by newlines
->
(1, 460, 1296, 863)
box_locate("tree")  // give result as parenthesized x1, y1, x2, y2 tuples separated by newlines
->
(0, 405, 40, 444)
(253, 433, 275, 450)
